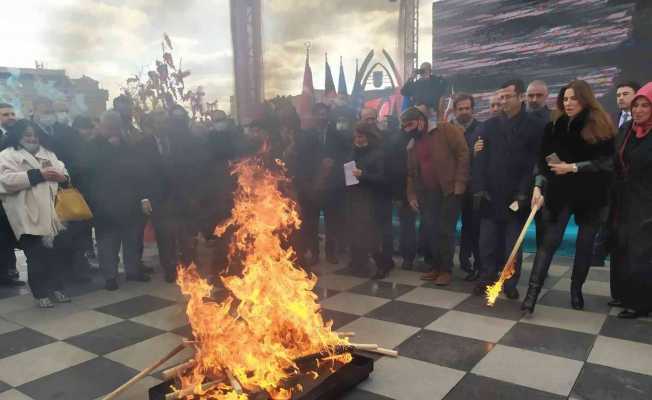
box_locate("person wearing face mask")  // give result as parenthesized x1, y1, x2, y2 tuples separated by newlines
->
(346, 122, 386, 277)
(522, 80, 616, 314)
(401, 106, 469, 286)
(609, 82, 652, 319)
(86, 111, 153, 291)
(472, 79, 546, 300)
(295, 103, 346, 266)
(0, 120, 70, 308)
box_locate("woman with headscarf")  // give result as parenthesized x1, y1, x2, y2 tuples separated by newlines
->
(610, 82, 652, 319)
(0, 119, 70, 308)
(522, 80, 616, 313)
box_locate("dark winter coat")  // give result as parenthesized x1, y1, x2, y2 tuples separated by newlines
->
(536, 110, 614, 216)
(610, 121, 652, 312)
(84, 136, 152, 225)
(400, 75, 448, 109)
(346, 143, 385, 252)
(295, 126, 348, 203)
(382, 128, 410, 201)
(472, 106, 546, 220)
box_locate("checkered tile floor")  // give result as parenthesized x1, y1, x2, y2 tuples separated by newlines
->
(1, 247, 652, 400)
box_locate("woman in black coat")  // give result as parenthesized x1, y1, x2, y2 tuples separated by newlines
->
(610, 82, 652, 319)
(346, 122, 388, 279)
(523, 80, 616, 313)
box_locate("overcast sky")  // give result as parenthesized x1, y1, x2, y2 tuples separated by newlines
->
(1, 0, 434, 107)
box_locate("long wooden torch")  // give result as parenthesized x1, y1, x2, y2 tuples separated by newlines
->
(485, 204, 541, 306)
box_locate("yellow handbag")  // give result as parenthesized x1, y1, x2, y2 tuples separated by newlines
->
(55, 187, 93, 222)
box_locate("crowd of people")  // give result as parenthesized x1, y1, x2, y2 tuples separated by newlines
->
(0, 67, 650, 320)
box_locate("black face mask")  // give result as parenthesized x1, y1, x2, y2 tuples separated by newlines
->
(403, 126, 423, 139)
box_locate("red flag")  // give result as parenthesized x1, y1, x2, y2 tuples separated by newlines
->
(297, 47, 314, 128)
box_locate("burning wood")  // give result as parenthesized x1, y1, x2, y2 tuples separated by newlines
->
(162, 359, 197, 381)
(485, 205, 541, 306)
(171, 156, 353, 399)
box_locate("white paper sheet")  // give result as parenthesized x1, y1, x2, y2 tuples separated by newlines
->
(344, 161, 359, 186)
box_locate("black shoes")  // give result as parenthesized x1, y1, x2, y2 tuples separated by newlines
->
(608, 299, 623, 307)
(521, 284, 542, 314)
(0, 277, 26, 287)
(505, 287, 520, 300)
(570, 282, 584, 310)
(126, 273, 151, 282)
(141, 266, 155, 274)
(617, 310, 650, 319)
(464, 269, 480, 282)
(372, 269, 389, 280)
(105, 279, 118, 291)
(473, 281, 489, 296)
(401, 260, 414, 270)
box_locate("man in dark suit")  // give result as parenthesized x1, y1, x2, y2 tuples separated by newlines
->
(295, 103, 347, 266)
(0, 103, 23, 287)
(613, 81, 642, 129)
(472, 79, 546, 299)
(453, 94, 483, 281)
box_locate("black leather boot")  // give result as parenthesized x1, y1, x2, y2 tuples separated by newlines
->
(521, 284, 542, 314)
(570, 281, 584, 310)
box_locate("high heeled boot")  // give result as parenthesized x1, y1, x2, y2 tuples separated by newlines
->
(570, 281, 584, 310)
(521, 283, 542, 314)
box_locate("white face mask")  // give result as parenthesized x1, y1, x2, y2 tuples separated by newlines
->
(20, 139, 40, 154)
(336, 121, 349, 132)
(56, 112, 70, 126)
(37, 114, 57, 127)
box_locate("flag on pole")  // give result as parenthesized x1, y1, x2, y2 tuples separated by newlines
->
(297, 44, 314, 128)
(338, 56, 348, 96)
(324, 53, 337, 99)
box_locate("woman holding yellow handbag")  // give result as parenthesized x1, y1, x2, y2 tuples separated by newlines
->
(0, 120, 71, 308)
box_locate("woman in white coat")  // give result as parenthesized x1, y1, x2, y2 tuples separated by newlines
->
(0, 120, 70, 308)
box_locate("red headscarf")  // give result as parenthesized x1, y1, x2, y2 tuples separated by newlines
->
(632, 82, 652, 139)
(618, 82, 652, 174)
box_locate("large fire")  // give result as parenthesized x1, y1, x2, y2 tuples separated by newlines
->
(174, 156, 350, 399)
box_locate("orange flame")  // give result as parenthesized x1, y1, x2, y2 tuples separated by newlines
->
(485, 260, 516, 307)
(175, 156, 350, 399)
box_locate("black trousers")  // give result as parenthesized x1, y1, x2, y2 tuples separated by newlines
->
(96, 221, 142, 280)
(528, 205, 600, 288)
(420, 191, 460, 273)
(0, 206, 17, 279)
(459, 193, 481, 271)
(152, 212, 179, 275)
(20, 235, 63, 299)
(479, 213, 526, 290)
(376, 194, 395, 268)
(300, 191, 344, 258)
(54, 221, 91, 280)
(398, 200, 417, 264)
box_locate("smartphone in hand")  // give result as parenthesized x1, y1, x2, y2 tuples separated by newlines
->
(545, 153, 562, 164)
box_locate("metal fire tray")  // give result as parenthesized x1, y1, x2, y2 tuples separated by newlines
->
(149, 353, 374, 400)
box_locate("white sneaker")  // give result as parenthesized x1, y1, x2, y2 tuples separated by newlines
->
(37, 298, 54, 308)
(52, 291, 71, 303)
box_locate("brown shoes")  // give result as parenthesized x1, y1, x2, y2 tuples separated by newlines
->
(421, 271, 440, 281)
(434, 272, 452, 286)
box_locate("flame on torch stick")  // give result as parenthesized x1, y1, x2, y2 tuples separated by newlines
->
(485, 204, 541, 306)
